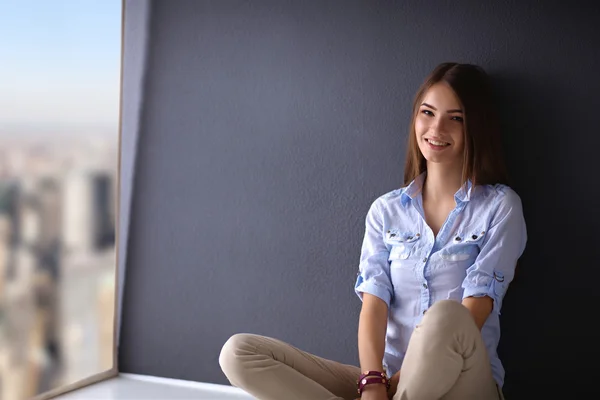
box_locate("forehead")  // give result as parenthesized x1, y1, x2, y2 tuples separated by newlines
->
(421, 82, 461, 108)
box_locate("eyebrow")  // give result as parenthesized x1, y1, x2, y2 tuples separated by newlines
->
(421, 102, 463, 113)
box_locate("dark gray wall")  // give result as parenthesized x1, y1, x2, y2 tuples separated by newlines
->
(119, 1, 600, 398)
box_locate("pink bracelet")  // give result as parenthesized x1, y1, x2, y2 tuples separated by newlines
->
(356, 371, 390, 395)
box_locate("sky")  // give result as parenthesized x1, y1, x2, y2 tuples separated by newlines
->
(0, 0, 122, 132)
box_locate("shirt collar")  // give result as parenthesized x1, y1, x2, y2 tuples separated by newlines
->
(400, 172, 425, 207)
(400, 172, 474, 207)
(454, 179, 474, 204)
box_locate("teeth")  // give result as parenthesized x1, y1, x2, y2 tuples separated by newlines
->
(428, 139, 449, 146)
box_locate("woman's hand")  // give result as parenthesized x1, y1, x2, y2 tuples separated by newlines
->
(387, 370, 400, 400)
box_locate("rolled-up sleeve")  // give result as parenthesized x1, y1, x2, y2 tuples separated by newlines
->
(354, 199, 393, 308)
(462, 188, 527, 313)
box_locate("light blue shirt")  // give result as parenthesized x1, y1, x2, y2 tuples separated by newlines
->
(354, 172, 527, 388)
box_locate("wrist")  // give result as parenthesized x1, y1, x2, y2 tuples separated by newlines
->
(362, 383, 387, 392)
(361, 383, 387, 397)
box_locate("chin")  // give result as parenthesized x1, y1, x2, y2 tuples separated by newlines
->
(423, 155, 446, 164)
(420, 150, 460, 165)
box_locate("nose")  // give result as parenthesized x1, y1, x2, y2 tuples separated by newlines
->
(429, 117, 446, 136)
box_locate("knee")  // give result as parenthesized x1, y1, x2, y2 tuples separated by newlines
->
(423, 300, 473, 330)
(219, 333, 257, 379)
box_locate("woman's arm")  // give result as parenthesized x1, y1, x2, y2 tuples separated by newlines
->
(357, 293, 389, 399)
(358, 293, 388, 372)
(462, 295, 493, 330)
(354, 199, 394, 399)
(461, 188, 526, 325)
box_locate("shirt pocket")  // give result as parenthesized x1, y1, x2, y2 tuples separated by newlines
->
(439, 228, 486, 266)
(386, 230, 422, 297)
(386, 230, 421, 262)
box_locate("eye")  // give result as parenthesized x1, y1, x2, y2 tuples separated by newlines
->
(421, 110, 434, 116)
(451, 116, 464, 122)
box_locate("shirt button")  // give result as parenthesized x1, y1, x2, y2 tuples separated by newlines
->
(422, 283, 428, 289)
(423, 310, 427, 315)
(422, 257, 428, 263)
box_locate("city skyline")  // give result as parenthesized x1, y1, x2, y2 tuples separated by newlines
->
(1, 1, 121, 398)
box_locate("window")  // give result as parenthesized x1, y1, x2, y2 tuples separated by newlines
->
(0, 1, 122, 399)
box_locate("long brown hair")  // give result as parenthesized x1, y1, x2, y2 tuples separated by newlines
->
(403, 63, 509, 188)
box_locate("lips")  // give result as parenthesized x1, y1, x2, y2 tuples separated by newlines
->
(425, 138, 450, 148)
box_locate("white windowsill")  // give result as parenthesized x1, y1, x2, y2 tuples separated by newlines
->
(52, 373, 255, 399)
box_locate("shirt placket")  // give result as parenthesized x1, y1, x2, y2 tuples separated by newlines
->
(414, 199, 466, 316)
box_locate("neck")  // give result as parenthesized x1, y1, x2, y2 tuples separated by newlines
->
(422, 162, 464, 204)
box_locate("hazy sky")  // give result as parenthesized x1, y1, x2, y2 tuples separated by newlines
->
(0, 0, 122, 131)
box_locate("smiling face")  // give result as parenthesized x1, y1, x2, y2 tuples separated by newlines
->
(414, 82, 465, 168)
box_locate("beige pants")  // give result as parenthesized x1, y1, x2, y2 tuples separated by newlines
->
(219, 300, 504, 400)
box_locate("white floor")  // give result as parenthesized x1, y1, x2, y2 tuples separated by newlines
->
(53, 373, 256, 399)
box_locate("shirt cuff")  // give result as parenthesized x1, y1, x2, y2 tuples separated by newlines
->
(355, 276, 392, 308)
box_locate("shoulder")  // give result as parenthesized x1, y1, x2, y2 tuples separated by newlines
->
(365, 186, 408, 215)
(479, 183, 522, 204)
(380, 186, 407, 201)
(374, 186, 407, 206)
(476, 184, 524, 218)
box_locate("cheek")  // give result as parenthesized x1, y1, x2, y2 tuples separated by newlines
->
(414, 116, 426, 136)
(453, 131, 465, 151)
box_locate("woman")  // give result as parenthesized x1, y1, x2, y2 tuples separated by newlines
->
(219, 62, 527, 400)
